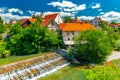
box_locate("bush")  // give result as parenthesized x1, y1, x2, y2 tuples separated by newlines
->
(83, 65, 120, 80)
(74, 30, 113, 63)
(3, 50, 10, 58)
(116, 40, 120, 51)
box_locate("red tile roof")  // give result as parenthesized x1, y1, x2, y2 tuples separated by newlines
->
(19, 19, 28, 24)
(41, 13, 58, 27)
(59, 23, 96, 31)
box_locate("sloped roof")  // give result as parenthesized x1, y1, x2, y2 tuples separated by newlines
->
(27, 18, 36, 23)
(41, 13, 58, 27)
(19, 19, 28, 24)
(70, 19, 82, 23)
(59, 23, 96, 31)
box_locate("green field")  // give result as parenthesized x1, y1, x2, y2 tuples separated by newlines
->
(0, 52, 51, 66)
(39, 59, 120, 80)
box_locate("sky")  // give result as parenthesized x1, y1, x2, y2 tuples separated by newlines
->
(0, 0, 120, 22)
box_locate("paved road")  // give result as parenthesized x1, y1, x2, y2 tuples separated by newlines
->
(106, 51, 120, 62)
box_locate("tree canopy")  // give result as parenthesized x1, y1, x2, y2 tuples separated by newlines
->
(7, 21, 62, 55)
(63, 16, 71, 23)
(73, 30, 113, 63)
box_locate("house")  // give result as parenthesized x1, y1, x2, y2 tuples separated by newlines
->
(10, 13, 63, 31)
(59, 22, 95, 47)
(41, 13, 63, 31)
(91, 17, 101, 28)
(19, 18, 36, 28)
(9, 20, 17, 25)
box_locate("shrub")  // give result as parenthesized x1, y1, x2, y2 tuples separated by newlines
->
(74, 30, 113, 63)
(3, 50, 10, 58)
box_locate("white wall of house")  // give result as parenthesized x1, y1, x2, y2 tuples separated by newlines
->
(47, 21, 59, 31)
(54, 14, 63, 24)
(62, 31, 80, 45)
(91, 17, 99, 28)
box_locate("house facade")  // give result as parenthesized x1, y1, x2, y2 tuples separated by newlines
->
(41, 13, 63, 31)
(59, 23, 95, 46)
(91, 17, 101, 28)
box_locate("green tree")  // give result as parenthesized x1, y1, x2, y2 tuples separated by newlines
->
(99, 21, 108, 29)
(63, 16, 71, 23)
(73, 30, 113, 63)
(8, 21, 62, 55)
(0, 16, 6, 33)
(10, 22, 23, 35)
(111, 21, 117, 24)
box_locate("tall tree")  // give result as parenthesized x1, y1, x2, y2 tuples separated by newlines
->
(0, 16, 5, 33)
(111, 21, 117, 24)
(63, 16, 71, 23)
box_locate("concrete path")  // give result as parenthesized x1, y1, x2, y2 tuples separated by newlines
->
(106, 51, 120, 62)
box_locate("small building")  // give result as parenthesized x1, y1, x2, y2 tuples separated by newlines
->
(59, 22, 95, 47)
(9, 20, 17, 25)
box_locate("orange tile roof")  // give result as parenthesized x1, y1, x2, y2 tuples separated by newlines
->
(59, 23, 96, 31)
(41, 13, 58, 27)
(27, 18, 36, 23)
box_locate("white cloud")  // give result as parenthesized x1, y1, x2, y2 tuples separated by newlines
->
(78, 16, 94, 20)
(98, 9, 102, 11)
(28, 10, 35, 15)
(48, 1, 76, 8)
(78, 11, 120, 22)
(48, 1, 86, 12)
(100, 11, 120, 22)
(76, 4, 86, 11)
(0, 13, 30, 23)
(8, 8, 23, 14)
(91, 3, 100, 9)
(100, 12, 104, 15)
(0, 7, 7, 13)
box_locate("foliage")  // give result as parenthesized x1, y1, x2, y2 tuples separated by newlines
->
(9, 22, 23, 35)
(111, 20, 117, 24)
(2, 50, 10, 58)
(99, 21, 109, 29)
(63, 16, 71, 23)
(74, 30, 113, 63)
(107, 27, 120, 48)
(0, 16, 6, 33)
(116, 40, 120, 51)
(99, 21, 119, 48)
(83, 65, 120, 80)
(0, 41, 10, 58)
(7, 21, 61, 55)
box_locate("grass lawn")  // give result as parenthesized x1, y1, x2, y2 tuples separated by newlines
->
(39, 59, 120, 80)
(0, 52, 51, 66)
(39, 64, 87, 80)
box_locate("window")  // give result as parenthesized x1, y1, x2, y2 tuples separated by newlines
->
(51, 22, 54, 26)
(67, 32, 70, 36)
(72, 32, 75, 35)
(68, 38, 70, 40)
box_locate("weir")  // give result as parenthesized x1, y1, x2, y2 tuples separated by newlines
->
(0, 53, 69, 80)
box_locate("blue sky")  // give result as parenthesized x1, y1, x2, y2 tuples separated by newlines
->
(0, 0, 120, 22)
